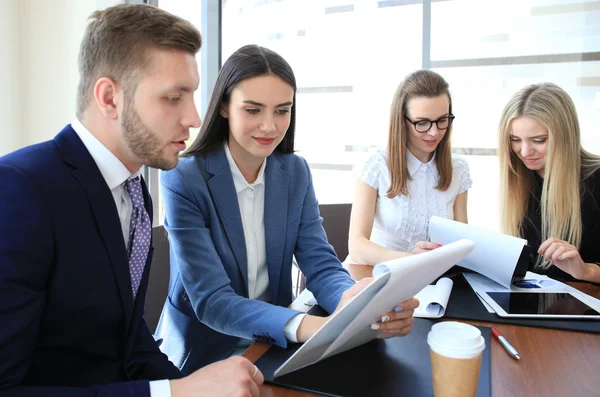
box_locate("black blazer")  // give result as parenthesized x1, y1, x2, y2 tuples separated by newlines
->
(0, 125, 181, 396)
(522, 169, 600, 282)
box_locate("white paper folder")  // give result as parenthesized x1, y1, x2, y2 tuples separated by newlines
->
(274, 239, 475, 377)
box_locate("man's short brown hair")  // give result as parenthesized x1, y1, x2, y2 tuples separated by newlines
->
(76, 4, 202, 117)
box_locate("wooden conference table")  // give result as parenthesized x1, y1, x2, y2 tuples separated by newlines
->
(243, 265, 600, 397)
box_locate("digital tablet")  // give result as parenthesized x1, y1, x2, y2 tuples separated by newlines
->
(479, 291, 600, 319)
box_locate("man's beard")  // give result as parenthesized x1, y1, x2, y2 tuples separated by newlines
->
(121, 98, 176, 171)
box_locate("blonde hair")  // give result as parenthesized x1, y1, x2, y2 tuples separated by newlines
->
(387, 70, 453, 198)
(498, 82, 600, 269)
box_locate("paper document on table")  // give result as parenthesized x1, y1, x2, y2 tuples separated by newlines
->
(463, 273, 504, 313)
(428, 216, 526, 288)
(414, 277, 454, 318)
(273, 239, 475, 377)
(477, 293, 496, 313)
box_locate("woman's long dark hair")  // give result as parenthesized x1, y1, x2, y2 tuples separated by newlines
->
(183, 44, 296, 157)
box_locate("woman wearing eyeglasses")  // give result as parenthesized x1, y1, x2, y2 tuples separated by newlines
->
(345, 70, 471, 280)
(498, 83, 600, 283)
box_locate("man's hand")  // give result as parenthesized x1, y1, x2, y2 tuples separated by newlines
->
(170, 356, 264, 397)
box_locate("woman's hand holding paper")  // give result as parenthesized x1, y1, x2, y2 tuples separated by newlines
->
(412, 241, 442, 254)
(296, 279, 374, 343)
(332, 279, 419, 338)
(371, 297, 419, 338)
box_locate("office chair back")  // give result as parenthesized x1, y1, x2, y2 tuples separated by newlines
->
(318, 203, 352, 260)
(145, 225, 170, 333)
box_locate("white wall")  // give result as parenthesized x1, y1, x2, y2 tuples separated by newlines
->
(0, 0, 22, 156)
(0, 0, 122, 155)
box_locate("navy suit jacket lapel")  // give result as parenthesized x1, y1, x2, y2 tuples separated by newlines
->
(204, 148, 249, 294)
(264, 153, 288, 304)
(54, 125, 135, 330)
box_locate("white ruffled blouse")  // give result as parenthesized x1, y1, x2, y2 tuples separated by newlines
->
(352, 147, 472, 257)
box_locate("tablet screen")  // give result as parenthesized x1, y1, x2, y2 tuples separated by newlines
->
(487, 292, 600, 316)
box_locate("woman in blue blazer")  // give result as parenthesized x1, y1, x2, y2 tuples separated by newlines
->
(156, 44, 419, 374)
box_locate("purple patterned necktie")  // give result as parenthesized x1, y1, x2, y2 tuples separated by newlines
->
(125, 177, 152, 298)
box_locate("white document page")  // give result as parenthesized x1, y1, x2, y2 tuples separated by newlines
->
(274, 239, 475, 377)
(428, 216, 526, 288)
(414, 277, 454, 318)
(463, 272, 502, 313)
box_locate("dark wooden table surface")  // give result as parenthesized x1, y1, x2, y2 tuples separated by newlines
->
(244, 268, 600, 397)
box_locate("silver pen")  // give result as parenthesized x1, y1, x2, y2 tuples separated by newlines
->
(492, 328, 521, 360)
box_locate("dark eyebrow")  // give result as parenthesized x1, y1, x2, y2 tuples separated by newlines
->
(413, 113, 450, 121)
(242, 100, 293, 107)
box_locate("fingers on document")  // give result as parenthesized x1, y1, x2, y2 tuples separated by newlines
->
(375, 318, 415, 335)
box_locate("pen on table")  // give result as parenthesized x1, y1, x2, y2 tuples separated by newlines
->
(491, 328, 520, 360)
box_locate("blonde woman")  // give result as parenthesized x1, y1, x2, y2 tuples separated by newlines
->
(498, 83, 600, 283)
(345, 70, 472, 280)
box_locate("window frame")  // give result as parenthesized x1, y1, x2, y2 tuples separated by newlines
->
(147, 0, 221, 225)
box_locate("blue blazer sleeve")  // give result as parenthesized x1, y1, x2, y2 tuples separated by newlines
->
(161, 165, 302, 348)
(290, 158, 355, 314)
(0, 165, 151, 397)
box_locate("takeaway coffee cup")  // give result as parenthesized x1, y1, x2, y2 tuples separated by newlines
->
(427, 321, 485, 397)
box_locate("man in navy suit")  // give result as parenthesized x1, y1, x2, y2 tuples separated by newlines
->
(0, 4, 263, 397)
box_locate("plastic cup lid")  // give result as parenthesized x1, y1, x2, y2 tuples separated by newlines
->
(427, 321, 485, 358)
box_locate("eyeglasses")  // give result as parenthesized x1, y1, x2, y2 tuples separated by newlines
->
(404, 114, 455, 133)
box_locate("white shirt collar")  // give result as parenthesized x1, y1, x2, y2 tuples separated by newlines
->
(406, 149, 438, 178)
(224, 143, 266, 193)
(71, 118, 142, 189)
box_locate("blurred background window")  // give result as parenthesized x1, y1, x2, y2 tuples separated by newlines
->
(158, 0, 600, 231)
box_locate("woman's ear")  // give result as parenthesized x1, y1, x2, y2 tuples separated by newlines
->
(220, 105, 229, 118)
